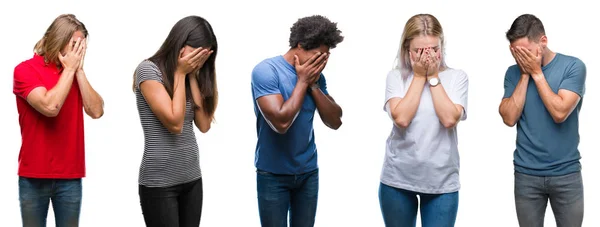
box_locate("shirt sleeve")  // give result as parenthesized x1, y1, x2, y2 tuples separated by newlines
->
(251, 62, 280, 100)
(318, 73, 329, 95)
(503, 66, 518, 99)
(559, 58, 586, 97)
(13, 63, 45, 100)
(135, 60, 163, 89)
(384, 69, 405, 111)
(449, 70, 469, 120)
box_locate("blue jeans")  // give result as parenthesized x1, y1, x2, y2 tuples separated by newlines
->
(379, 183, 459, 227)
(256, 168, 319, 227)
(514, 171, 584, 227)
(18, 177, 82, 227)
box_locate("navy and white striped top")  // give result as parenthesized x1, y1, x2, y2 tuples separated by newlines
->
(134, 60, 201, 187)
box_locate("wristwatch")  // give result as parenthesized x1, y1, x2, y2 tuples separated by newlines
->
(429, 77, 440, 87)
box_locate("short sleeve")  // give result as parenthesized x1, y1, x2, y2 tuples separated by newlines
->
(503, 66, 518, 99)
(559, 58, 586, 97)
(251, 62, 280, 100)
(384, 69, 405, 111)
(318, 73, 329, 95)
(449, 70, 469, 120)
(135, 60, 163, 89)
(13, 63, 45, 99)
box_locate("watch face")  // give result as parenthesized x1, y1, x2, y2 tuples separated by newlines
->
(430, 78, 439, 85)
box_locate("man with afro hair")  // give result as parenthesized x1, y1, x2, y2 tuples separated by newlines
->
(250, 15, 344, 227)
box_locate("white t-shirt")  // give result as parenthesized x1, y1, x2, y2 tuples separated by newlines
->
(381, 68, 469, 194)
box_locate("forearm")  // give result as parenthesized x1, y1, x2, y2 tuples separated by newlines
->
(170, 73, 188, 129)
(76, 71, 104, 118)
(430, 83, 461, 128)
(189, 76, 214, 133)
(310, 86, 342, 129)
(532, 74, 570, 121)
(390, 77, 425, 127)
(499, 75, 529, 126)
(277, 82, 309, 123)
(44, 68, 77, 113)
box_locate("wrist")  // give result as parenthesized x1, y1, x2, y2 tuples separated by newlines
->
(413, 76, 427, 84)
(531, 73, 544, 81)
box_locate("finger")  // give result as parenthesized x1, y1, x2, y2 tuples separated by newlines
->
(190, 48, 208, 63)
(416, 48, 423, 62)
(311, 53, 328, 67)
(305, 52, 322, 66)
(179, 48, 186, 59)
(315, 59, 327, 74)
(76, 38, 85, 56)
(186, 48, 203, 61)
(67, 37, 75, 52)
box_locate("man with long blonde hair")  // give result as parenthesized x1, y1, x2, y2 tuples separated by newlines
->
(13, 14, 104, 227)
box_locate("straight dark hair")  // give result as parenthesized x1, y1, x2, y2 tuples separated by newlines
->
(135, 15, 218, 119)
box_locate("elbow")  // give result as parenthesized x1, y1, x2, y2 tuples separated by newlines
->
(40, 106, 61, 118)
(326, 119, 342, 130)
(441, 119, 458, 129)
(166, 124, 184, 134)
(551, 113, 568, 124)
(502, 119, 517, 127)
(393, 118, 411, 128)
(273, 121, 291, 134)
(198, 124, 211, 133)
(85, 107, 104, 119)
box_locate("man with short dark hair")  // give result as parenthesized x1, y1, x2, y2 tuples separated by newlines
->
(499, 14, 586, 227)
(250, 15, 344, 227)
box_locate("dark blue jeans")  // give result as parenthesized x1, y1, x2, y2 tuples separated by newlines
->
(514, 171, 584, 227)
(379, 183, 459, 227)
(257, 168, 319, 227)
(18, 177, 82, 227)
(139, 178, 203, 227)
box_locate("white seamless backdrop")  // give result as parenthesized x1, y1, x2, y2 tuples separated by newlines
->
(0, 0, 597, 226)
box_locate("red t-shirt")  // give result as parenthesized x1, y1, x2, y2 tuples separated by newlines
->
(13, 54, 85, 179)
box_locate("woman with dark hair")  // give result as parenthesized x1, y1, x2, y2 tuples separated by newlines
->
(132, 15, 218, 227)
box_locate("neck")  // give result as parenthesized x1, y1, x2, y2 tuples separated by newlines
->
(282, 48, 298, 66)
(541, 48, 556, 67)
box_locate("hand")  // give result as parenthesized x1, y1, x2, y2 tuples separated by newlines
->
(176, 48, 213, 76)
(77, 39, 87, 74)
(294, 52, 328, 85)
(510, 45, 527, 76)
(58, 37, 84, 71)
(410, 48, 428, 77)
(425, 47, 441, 77)
(513, 46, 542, 77)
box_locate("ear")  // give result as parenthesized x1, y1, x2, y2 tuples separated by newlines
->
(539, 35, 548, 48)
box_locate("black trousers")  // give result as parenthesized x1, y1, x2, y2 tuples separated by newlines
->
(139, 178, 203, 227)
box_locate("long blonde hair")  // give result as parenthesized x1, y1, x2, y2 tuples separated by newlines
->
(34, 14, 88, 66)
(393, 14, 447, 79)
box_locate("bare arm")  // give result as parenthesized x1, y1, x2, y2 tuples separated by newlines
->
(430, 82, 463, 128)
(26, 68, 77, 117)
(140, 72, 187, 134)
(75, 70, 104, 119)
(499, 75, 529, 127)
(257, 82, 309, 134)
(310, 84, 342, 130)
(26, 37, 84, 117)
(388, 76, 426, 128)
(532, 74, 581, 123)
(189, 76, 214, 133)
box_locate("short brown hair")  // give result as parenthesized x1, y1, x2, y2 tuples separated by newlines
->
(34, 14, 88, 66)
(506, 14, 545, 43)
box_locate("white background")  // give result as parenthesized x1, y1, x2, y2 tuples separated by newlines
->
(0, 0, 597, 226)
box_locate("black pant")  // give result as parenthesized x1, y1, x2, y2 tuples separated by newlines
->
(139, 178, 203, 227)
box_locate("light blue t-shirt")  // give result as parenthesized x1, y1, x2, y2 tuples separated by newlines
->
(251, 55, 329, 175)
(503, 53, 586, 176)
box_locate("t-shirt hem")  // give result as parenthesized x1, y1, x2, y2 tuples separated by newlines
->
(380, 179, 460, 194)
(514, 166, 581, 177)
(255, 165, 318, 175)
(139, 174, 202, 188)
(18, 172, 85, 179)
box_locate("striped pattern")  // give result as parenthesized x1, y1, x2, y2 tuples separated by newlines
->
(134, 60, 201, 188)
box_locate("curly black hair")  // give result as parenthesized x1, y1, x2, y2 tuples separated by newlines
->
(289, 15, 344, 50)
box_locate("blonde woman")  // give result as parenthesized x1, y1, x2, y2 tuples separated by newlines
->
(379, 14, 468, 227)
